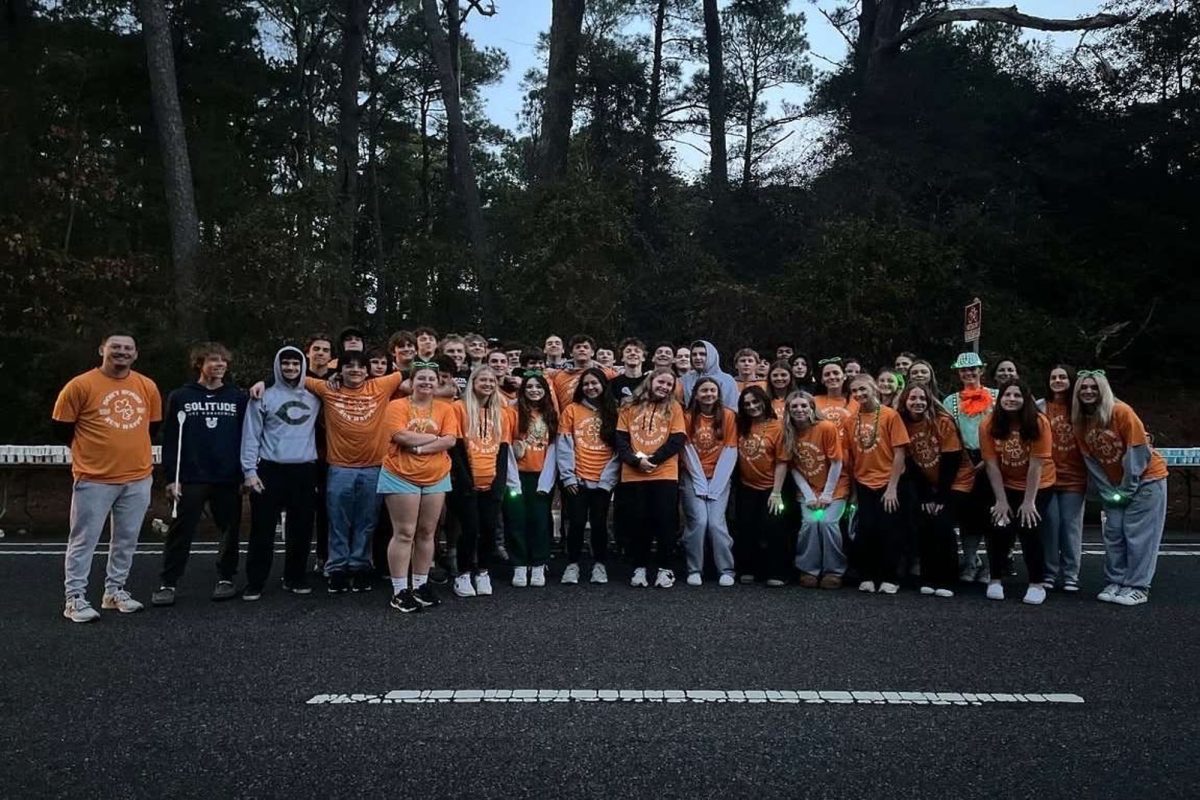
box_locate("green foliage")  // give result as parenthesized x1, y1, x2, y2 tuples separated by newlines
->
(2, 0, 1198, 443)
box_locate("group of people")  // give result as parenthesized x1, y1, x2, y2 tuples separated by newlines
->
(51, 326, 1169, 622)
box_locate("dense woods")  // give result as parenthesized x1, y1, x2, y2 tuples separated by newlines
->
(1, 0, 1197, 441)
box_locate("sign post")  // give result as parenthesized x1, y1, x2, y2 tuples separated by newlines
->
(964, 298, 982, 353)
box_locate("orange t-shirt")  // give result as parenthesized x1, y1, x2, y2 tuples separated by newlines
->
(687, 408, 737, 479)
(514, 408, 553, 474)
(848, 405, 910, 490)
(736, 379, 766, 394)
(770, 397, 786, 418)
(560, 402, 613, 482)
(980, 414, 1057, 491)
(1076, 402, 1168, 486)
(904, 414, 975, 494)
(454, 401, 516, 490)
(1045, 400, 1087, 492)
(618, 400, 687, 482)
(381, 398, 459, 485)
(306, 373, 403, 467)
(738, 418, 784, 490)
(550, 366, 617, 409)
(814, 395, 859, 439)
(783, 420, 849, 499)
(52, 369, 162, 483)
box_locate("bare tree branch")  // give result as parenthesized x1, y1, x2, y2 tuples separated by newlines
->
(879, 6, 1135, 53)
(817, 6, 857, 50)
(461, 0, 497, 22)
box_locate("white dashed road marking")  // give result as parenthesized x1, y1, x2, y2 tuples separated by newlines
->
(305, 689, 1086, 706)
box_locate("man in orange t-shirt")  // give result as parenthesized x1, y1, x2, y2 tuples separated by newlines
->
(52, 333, 162, 623)
(303, 352, 404, 592)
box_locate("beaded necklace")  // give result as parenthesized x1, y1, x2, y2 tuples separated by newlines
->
(855, 405, 881, 451)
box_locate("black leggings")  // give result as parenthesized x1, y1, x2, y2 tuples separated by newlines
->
(449, 488, 500, 573)
(854, 482, 906, 584)
(916, 492, 967, 590)
(734, 484, 791, 580)
(616, 480, 678, 570)
(565, 485, 611, 564)
(986, 488, 1048, 583)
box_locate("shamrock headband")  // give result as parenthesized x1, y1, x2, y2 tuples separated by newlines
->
(1077, 369, 1106, 378)
(818, 357, 842, 367)
(411, 360, 440, 373)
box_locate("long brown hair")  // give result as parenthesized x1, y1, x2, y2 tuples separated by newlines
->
(686, 376, 727, 441)
(987, 378, 1042, 441)
(517, 373, 558, 441)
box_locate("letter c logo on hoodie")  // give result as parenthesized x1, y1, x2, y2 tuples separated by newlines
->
(275, 401, 312, 425)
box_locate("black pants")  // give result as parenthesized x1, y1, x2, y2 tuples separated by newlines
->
(565, 484, 611, 564)
(314, 459, 329, 565)
(917, 491, 967, 590)
(449, 488, 500, 573)
(246, 461, 317, 588)
(854, 483, 905, 584)
(161, 482, 243, 585)
(986, 488, 1049, 583)
(734, 484, 790, 580)
(617, 480, 678, 570)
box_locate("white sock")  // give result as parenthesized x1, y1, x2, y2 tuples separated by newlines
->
(391, 577, 408, 593)
(412, 573, 428, 589)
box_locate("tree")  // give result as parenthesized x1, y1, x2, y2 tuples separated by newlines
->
(722, 0, 812, 186)
(538, 0, 586, 182)
(331, 0, 369, 313)
(701, 0, 727, 198)
(139, 0, 204, 340)
(421, 0, 496, 323)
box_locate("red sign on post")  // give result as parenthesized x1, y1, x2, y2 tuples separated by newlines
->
(964, 298, 982, 343)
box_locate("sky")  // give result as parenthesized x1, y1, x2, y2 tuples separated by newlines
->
(464, 0, 1099, 173)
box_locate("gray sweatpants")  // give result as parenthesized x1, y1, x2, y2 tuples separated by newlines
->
(1042, 490, 1085, 585)
(64, 477, 152, 598)
(680, 482, 734, 576)
(1103, 478, 1167, 590)
(795, 500, 847, 576)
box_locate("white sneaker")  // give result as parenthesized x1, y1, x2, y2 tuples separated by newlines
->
(1113, 588, 1149, 606)
(561, 563, 580, 585)
(474, 571, 493, 596)
(654, 569, 675, 589)
(879, 582, 899, 595)
(986, 582, 1005, 601)
(511, 567, 528, 588)
(858, 581, 876, 593)
(530, 565, 547, 587)
(630, 567, 649, 588)
(1022, 585, 1047, 605)
(1098, 583, 1122, 603)
(590, 563, 608, 584)
(453, 573, 476, 597)
(934, 588, 955, 598)
(718, 574, 735, 587)
(686, 572, 702, 587)
(101, 588, 144, 613)
(919, 585, 935, 596)
(63, 595, 99, 623)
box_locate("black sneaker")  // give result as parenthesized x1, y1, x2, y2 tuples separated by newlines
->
(390, 589, 422, 613)
(281, 578, 312, 595)
(413, 583, 441, 608)
(242, 585, 263, 601)
(351, 573, 374, 593)
(327, 572, 349, 594)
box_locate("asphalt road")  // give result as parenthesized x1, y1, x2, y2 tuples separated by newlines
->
(3, 543, 1198, 799)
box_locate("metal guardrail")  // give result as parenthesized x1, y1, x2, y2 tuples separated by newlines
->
(0, 445, 163, 465)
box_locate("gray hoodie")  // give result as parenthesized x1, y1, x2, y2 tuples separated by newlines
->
(680, 340, 740, 409)
(240, 346, 321, 478)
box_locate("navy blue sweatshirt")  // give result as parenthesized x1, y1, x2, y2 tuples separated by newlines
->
(161, 382, 248, 485)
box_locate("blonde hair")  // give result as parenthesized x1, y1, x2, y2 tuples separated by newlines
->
(1072, 372, 1116, 430)
(781, 390, 826, 457)
(462, 366, 503, 441)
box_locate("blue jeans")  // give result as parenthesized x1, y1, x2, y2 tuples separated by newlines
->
(326, 466, 381, 575)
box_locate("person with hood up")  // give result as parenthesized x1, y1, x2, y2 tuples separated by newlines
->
(152, 343, 248, 606)
(239, 347, 322, 598)
(680, 340, 739, 409)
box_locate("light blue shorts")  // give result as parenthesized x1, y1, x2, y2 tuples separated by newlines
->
(377, 469, 452, 495)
